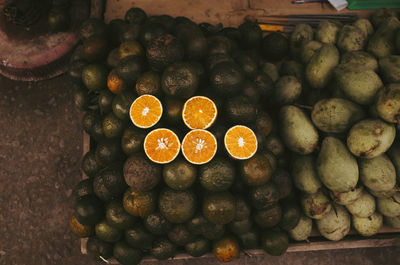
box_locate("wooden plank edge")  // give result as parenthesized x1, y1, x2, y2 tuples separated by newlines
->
(80, 235, 400, 264)
(80, 132, 90, 255)
(82, 132, 90, 180)
(309, 226, 400, 237)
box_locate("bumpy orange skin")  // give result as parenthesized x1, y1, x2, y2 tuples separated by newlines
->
(213, 237, 240, 262)
(119, 40, 144, 60)
(69, 214, 94, 238)
(82, 37, 109, 62)
(123, 188, 156, 217)
(107, 69, 126, 94)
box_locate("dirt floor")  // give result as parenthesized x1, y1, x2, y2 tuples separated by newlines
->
(0, 74, 399, 265)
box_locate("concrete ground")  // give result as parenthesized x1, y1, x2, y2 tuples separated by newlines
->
(0, 75, 399, 265)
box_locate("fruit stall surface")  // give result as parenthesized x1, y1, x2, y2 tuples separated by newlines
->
(0, 81, 398, 264)
(1, 1, 400, 265)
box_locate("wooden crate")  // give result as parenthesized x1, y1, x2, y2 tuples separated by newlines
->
(104, 0, 375, 26)
(80, 3, 400, 261)
(80, 132, 400, 263)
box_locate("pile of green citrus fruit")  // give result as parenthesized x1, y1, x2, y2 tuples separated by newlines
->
(69, 6, 400, 264)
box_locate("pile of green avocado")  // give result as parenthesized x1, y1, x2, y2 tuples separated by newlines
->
(283, 8, 400, 241)
(69, 6, 400, 264)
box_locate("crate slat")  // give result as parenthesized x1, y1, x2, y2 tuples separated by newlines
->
(80, 235, 400, 263)
(104, 0, 374, 26)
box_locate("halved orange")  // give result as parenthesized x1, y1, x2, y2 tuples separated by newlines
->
(182, 96, 218, 129)
(224, 125, 257, 160)
(130, 94, 163, 129)
(107, 69, 126, 94)
(144, 128, 180, 164)
(181, 129, 217, 165)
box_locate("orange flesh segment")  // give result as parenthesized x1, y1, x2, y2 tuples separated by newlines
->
(130, 94, 162, 128)
(182, 96, 217, 129)
(224, 125, 257, 159)
(182, 129, 217, 165)
(144, 128, 180, 164)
